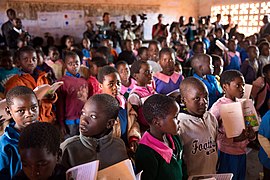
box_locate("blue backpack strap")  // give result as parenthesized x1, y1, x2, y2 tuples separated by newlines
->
(118, 108, 128, 144)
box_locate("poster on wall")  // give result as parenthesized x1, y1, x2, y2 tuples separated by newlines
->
(62, 10, 84, 29)
(38, 12, 63, 29)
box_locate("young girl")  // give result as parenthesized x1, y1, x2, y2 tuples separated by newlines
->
(81, 37, 91, 67)
(240, 45, 259, 84)
(258, 41, 270, 75)
(224, 39, 241, 71)
(153, 47, 184, 95)
(116, 61, 136, 99)
(135, 94, 185, 180)
(210, 70, 255, 180)
(128, 61, 155, 133)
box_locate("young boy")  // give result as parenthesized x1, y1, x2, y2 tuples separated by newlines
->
(13, 122, 66, 180)
(0, 86, 39, 179)
(4, 46, 57, 123)
(46, 46, 65, 80)
(97, 66, 140, 150)
(153, 47, 184, 95)
(210, 70, 256, 180)
(56, 51, 89, 138)
(136, 94, 185, 180)
(178, 77, 218, 176)
(191, 54, 222, 108)
(60, 94, 128, 170)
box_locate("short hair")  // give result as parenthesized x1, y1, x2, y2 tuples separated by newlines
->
(19, 122, 60, 156)
(192, 41, 204, 51)
(115, 60, 128, 69)
(130, 60, 148, 77)
(103, 12, 110, 18)
(138, 47, 148, 56)
(211, 54, 223, 64)
(18, 46, 35, 60)
(97, 65, 118, 83)
(191, 54, 211, 70)
(247, 45, 259, 52)
(6, 8, 15, 15)
(263, 64, 270, 75)
(6, 86, 37, 106)
(95, 46, 110, 58)
(148, 40, 159, 48)
(159, 47, 174, 59)
(220, 70, 243, 87)
(89, 94, 119, 119)
(91, 56, 108, 67)
(180, 77, 208, 98)
(48, 46, 58, 52)
(64, 51, 79, 63)
(143, 94, 176, 124)
(258, 41, 270, 53)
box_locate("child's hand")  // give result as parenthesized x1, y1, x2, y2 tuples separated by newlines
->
(247, 125, 256, 140)
(233, 129, 248, 142)
(77, 84, 88, 103)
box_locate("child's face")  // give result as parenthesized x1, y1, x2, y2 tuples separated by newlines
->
(117, 64, 130, 82)
(20, 148, 58, 180)
(0, 56, 13, 70)
(19, 51, 38, 74)
(100, 72, 121, 97)
(194, 44, 205, 54)
(215, 30, 223, 39)
(140, 50, 148, 61)
(89, 62, 98, 76)
(223, 76, 245, 100)
(201, 57, 214, 75)
(134, 41, 141, 50)
(37, 53, 44, 66)
(183, 85, 208, 117)
(148, 44, 159, 61)
(248, 47, 259, 60)
(213, 59, 223, 76)
(49, 50, 59, 61)
(65, 56, 80, 76)
(158, 101, 180, 135)
(135, 63, 152, 86)
(261, 44, 270, 56)
(159, 52, 175, 75)
(126, 41, 133, 52)
(80, 99, 113, 137)
(65, 38, 74, 48)
(7, 94, 39, 131)
(228, 41, 236, 52)
(83, 39, 90, 49)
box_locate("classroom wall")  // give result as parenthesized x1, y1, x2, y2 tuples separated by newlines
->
(0, 0, 199, 43)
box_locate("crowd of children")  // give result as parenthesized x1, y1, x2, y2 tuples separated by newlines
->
(1, 8, 270, 180)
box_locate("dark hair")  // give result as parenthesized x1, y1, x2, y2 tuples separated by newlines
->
(36, 49, 44, 57)
(143, 94, 176, 123)
(97, 65, 118, 83)
(138, 47, 148, 56)
(48, 46, 58, 52)
(115, 61, 128, 69)
(64, 51, 79, 63)
(18, 46, 36, 60)
(258, 41, 270, 54)
(192, 41, 204, 51)
(6, 86, 37, 106)
(220, 70, 243, 87)
(89, 94, 119, 119)
(159, 47, 174, 59)
(19, 122, 60, 156)
(103, 12, 110, 18)
(95, 46, 110, 59)
(148, 40, 159, 48)
(130, 60, 148, 77)
(6, 8, 15, 15)
(211, 54, 222, 64)
(263, 64, 270, 75)
(179, 77, 207, 98)
(91, 56, 108, 67)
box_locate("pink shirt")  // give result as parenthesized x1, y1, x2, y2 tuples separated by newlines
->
(209, 97, 249, 155)
(120, 78, 136, 95)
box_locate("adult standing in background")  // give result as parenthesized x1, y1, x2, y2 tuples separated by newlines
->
(212, 14, 223, 30)
(260, 15, 270, 38)
(1, 8, 16, 45)
(152, 14, 168, 40)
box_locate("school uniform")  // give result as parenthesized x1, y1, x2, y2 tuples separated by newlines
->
(153, 72, 184, 95)
(240, 59, 258, 84)
(135, 131, 185, 180)
(224, 51, 241, 71)
(0, 121, 21, 179)
(120, 78, 136, 99)
(210, 97, 252, 180)
(56, 72, 89, 138)
(193, 73, 222, 109)
(5, 69, 57, 123)
(60, 131, 128, 170)
(178, 111, 218, 176)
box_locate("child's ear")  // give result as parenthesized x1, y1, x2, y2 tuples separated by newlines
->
(106, 119, 115, 129)
(5, 107, 11, 117)
(152, 117, 161, 128)
(222, 84, 228, 92)
(99, 83, 103, 89)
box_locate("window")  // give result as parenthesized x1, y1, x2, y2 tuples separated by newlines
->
(211, 2, 270, 36)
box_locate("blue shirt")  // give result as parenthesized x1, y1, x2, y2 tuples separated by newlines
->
(259, 110, 270, 169)
(0, 121, 21, 179)
(193, 73, 223, 108)
(0, 67, 20, 93)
